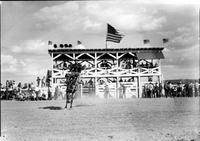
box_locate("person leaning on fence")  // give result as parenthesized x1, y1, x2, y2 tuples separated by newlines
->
(104, 84, 110, 99)
(118, 84, 123, 98)
(121, 84, 126, 99)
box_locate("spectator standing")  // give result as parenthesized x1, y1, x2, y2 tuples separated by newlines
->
(184, 83, 189, 97)
(35, 86, 39, 100)
(154, 83, 160, 98)
(88, 79, 93, 92)
(177, 82, 182, 97)
(36, 77, 41, 87)
(168, 82, 173, 97)
(164, 82, 168, 98)
(143, 84, 148, 98)
(188, 83, 193, 97)
(122, 84, 126, 99)
(5, 80, 9, 100)
(195, 82, 199, 97)
(159, 83, 163, 97)
(104, 84, 110, 99)
(172, 85, 177, 97)
(119, 84, 123, 98)
(41, 76, 46, 87)
(149, 82, 154, 98)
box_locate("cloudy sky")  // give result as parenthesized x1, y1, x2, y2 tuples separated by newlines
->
(1, 1, 199, 84)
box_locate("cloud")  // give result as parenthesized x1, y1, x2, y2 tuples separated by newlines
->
(34, 2, 82, 31)
(33, 1, 167, 34)
(162, 44, 199, 79)
(164, 44, 199, 65)
(130, 0, 200, 5)
(1, 54, 18, 73)
(83, 18, 103, 33)
(83, 2, 167, 32)
(1, 53, 48, 75)
(20, 59, 47, 76)
(11, 40, 49, 54)
(170, 24, 198, 50)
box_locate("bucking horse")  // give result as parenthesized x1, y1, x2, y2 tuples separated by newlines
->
(64, 61, 84, 109)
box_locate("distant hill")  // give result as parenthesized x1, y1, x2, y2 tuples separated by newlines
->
(164, 79, 199, 84)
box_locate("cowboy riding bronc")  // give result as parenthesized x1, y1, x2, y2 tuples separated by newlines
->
(64, 61, 85, 109)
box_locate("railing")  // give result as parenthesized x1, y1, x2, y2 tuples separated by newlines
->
(81, 67, 160, 77)
(52, 66, 161, 78)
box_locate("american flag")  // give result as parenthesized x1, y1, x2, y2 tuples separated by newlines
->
(106, 24, 124, 43)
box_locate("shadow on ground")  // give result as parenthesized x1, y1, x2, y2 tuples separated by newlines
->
(39, 106, 64, 110)
(38, 104, 95, 110)
(73, 104, 95, 107)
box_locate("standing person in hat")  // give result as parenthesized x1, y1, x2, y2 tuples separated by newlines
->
(154, 82, 159, 98)
(177, 82, 182, 97)
(194, 81, 199, 97)
(104, 83, 110, 99)
(164, 82, 168, 98)
(149, 82, 154, 98)
(122, 84, 126, 99)
(36, 77, 41, 87)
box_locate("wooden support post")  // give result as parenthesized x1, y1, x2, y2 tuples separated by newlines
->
(51, 53, 54, 98)
(158, 59, 161, 74)
(116, 52, 119, 99)
(138, 76, 142, 98)
(94, 52, 97, 96)
(116, 77, 119, 98)
(80, 84, 83, 98)
(158, 59, 162, 84)
(73, 53, 75, 60)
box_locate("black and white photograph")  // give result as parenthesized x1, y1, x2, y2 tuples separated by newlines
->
(1, 1, 200, 141)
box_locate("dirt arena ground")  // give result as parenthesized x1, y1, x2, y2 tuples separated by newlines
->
(1, 97, 200, 141)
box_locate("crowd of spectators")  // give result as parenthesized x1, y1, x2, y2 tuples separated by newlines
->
(164, 81, 199, 97)
(1, 77, 51, 101)
(1, 78, 199, 101)
(142, 81, 200, 98)
(142, 82, 162, 98)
